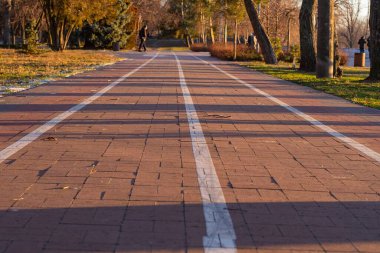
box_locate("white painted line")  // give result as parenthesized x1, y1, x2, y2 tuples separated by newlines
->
(0, 54, 159, 164)
(192, 55, 380, 164)
(174, 53, 237, 253)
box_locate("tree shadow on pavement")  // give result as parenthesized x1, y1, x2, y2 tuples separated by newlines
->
(0, 201, 379, 252)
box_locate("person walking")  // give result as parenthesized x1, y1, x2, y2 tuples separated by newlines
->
(358, 36, 366, 53)
(247, 33, 255, 48)
(138, 25, 148, 52)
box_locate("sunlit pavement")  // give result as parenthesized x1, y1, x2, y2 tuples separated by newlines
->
(0, 50, 379, 253)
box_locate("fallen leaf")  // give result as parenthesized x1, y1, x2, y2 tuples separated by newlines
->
(207, 114, 231, 119)
(42, 137, 58, 141)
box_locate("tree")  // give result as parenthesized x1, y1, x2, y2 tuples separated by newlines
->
(299, 0, 316, 71)
(227, 0, 246, 60)
(368, 0, 380, 80)
(13, 0, 44, 46)
(243, 0, 277, 64)
(131, 0, 162, 36)
(207, 0, 217, 44)
(284, 3, 298, 53)
(84, 0, 135, 49)
(316, 0, 335, 78)
(166, 0, 201, 45)
(23, 19, 39, 53)
(109, 0, 135, 48)
(40, 0, 114, 51)
(2, 0, 12, 46)
(336, 0, 363, 48)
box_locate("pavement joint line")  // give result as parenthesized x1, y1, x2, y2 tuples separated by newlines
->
(192, 54, 380, 164)
(174, 53, 237, 253)
(0, 53, 159, 164)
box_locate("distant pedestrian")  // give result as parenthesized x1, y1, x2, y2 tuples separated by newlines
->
(138, 25, 148, 52)
(358, 36, 366, 53)
(247, 33, 255, 48)
(239, 35, 246, 45)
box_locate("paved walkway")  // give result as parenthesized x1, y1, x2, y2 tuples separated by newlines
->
(0, 51, 379, 253)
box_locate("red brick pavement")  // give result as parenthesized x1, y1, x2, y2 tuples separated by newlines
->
(0, 51, 379, 252)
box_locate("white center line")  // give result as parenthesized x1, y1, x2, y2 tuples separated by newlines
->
(192, 54, 380, 164)
(174, 53, 237, 253)
(0, 53, 159, 164)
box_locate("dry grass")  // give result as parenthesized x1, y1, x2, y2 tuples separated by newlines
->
(0, 49, 122, 94)
(190, 43, 209, 52)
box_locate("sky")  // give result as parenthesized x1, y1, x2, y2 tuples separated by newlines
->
(360, 0, 370, 18)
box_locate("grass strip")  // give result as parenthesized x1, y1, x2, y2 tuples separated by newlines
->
(0, 49, 122, 94)
(241, 62, 380, 110)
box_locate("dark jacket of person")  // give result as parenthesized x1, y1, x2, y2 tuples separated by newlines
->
(358, 37, 366, 49)
(139, 27, 147, 40)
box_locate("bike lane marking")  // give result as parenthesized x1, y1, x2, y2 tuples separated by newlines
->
(174, 53, 237, 253)
(192, 54, 380, 164)
(0, 53, 159, 164)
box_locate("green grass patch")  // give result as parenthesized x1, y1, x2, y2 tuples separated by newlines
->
(241, 62, 380, 110)
(0, 49, 122, 94)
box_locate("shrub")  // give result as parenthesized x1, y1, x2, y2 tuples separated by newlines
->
(339, 50, 349, 66)
(22, 20, 40, 54)
(290, 44, 300, 62)
(190, 43, 209, 52)
(208, 43, 263, 61)
(278, 52, 292, 62)
(278, 45, 301, 63)
(271, 37, 283, 58)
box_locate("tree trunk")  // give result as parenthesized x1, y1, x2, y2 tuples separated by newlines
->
(200, 11, 206, 43)
(218, 15, 224, 42)
(224, 21, 228, 44)
(2, 0, 12, 47)
(11, 27, 16, 46)
(333, 21, 339, 77)
(369, 0, 380, 80)
(210, 17, 215, 44)
(299, 0, 316, 72)
(63, 25, 75, 50)
(233, 19, 238, 61)
(243, 0, 277, 64)
(44, 10, 74, 51)
(224, 0, 228, 44)
(21, 18, 26, 45)
(287, 17, 291, 53)
(316, 0, 335, 78)
(185, 34, 192, 48)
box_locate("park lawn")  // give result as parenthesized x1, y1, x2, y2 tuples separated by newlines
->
(241, 62, 380, 110)
(0, 49, 122, 94)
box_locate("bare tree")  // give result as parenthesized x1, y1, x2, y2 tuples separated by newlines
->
(132, 0, 163, 35)
(336, 0, 363, 48)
